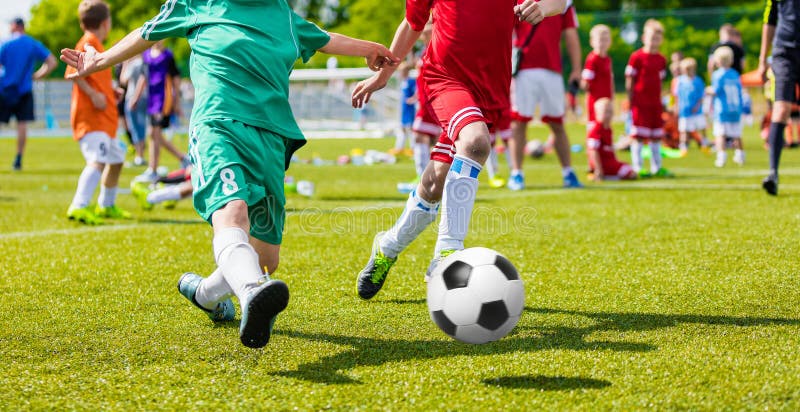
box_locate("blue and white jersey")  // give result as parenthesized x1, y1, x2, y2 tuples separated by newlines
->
(676, 75, 705, 118)
(711, 67, 743, 123)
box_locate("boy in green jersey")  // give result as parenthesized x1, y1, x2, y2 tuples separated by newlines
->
(61, 0, 397, 348)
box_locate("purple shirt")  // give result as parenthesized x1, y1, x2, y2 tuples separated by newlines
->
(142, 48, 179, 115)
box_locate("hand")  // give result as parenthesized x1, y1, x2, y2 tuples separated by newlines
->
(90, 91, 107, 110)
(126, 99, 137, 111)
(757, 61, 769, 85)
(114, 87, 124, 101)
(61, 45, 101, 79)
(352, 74, 388, 108)
(515, 0, 546, 25)
(365, 43, 399, 72)
(568, 70, 581, 86)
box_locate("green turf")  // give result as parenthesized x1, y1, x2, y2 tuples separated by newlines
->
(1, 123, 799, 410)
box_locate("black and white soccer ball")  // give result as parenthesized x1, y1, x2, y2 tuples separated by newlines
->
(427, 247, 525, 344)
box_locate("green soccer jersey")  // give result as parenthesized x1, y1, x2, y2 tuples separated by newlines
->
(141, 0, 331, 141)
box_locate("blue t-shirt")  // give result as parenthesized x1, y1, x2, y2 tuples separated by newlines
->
(401, 77, 416, 126)
(711, 68, 743, 123)
(0, 33, 51, 99)
(676, 75, 705, 118)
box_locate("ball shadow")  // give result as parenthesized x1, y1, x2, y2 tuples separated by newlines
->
(482, 375, 611, 391)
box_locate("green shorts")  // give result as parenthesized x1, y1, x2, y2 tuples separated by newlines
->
(189, 118, 305, 245)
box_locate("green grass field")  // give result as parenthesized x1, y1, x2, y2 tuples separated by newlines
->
(2, 123, 799, 410)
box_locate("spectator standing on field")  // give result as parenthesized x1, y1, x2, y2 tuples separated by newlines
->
(508, 0, 583, 190)
(0, 17, 58, 171)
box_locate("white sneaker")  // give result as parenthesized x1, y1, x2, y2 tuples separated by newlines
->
(134, 169, 159, 183)
(733, 151, 745, 166)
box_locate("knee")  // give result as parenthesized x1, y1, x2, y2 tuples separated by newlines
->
(773, 103, 791, 123)
(457, 125, 491, 163)
(212, 200, 250, 229)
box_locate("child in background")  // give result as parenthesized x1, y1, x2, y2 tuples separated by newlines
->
(581, 24, 614, 128)
(65, 0, 130, 224)
(675, 57, 710, 156)
(390, 61, 416, 157)
(587, 98, 636, 181)
(625, 19, 672, 178)
(708, 46, 744, 167)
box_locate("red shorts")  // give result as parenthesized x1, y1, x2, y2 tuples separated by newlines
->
(428, 86, 504, 164)
(412, 77, 442, 137)
(631, 104, 665, 139)
(489, 110, 511, 144)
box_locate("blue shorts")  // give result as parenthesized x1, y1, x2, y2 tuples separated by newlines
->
(401, 103, 415, 128)
(0, 92, 34, 123)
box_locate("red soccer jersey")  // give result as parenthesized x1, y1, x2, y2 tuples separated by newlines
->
(587, 122, 617, 165)
(407, 0, 516, 111)
(514, 3, 578, 73)
(583, 51, 613, 99)
(625, 48, 667, 107)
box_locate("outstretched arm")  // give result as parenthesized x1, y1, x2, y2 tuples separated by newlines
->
(61, 29, 155, 79)
(319, 33, 398, 72)
(352, 19, 422, 108)
(33, 55, 58, 80)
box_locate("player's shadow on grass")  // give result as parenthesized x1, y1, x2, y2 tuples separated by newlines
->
(482, 375, 611, 391)
(273, 305, 799, 385)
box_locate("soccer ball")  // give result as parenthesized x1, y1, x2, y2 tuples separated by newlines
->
(427, 247, 525, 344)
(525, 139, 545, 159)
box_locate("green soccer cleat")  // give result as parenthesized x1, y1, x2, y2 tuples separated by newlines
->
(239, 277, 290, 348)
(130, 181, 154, 211)
(356, 232, 397, 300)
(488, 176, 507, 189)
(637, 169, 653, 179)
(95, 205, 132, 219)
(425, 249, 457, 282)
(66, 206, 104, 225)
(163, 199, 178, 210)
(653, 168, 675, 178)
(177, 273, 236, 322)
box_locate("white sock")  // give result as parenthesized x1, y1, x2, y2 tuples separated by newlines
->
(71, 166, 102, 209)
(435, 155, 481, 255)
(486, 149, 499, 179)
(413, 142, 430, 177)
(147, 185, 183, 204)
(511, 168, 523, 177)
(195, 267, 233, 310)
(649, 141, 662, 173)
(213, 227, 265, 306)
(717, 150, 727, 164)
(561, 166, 574, 178)
(394, 129, 408, 151)
(630, 140, 643, 172)
(98, 186, 118, 208)
(380, 189, 439, 258)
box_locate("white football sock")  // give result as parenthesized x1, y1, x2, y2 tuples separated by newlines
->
(486, 148, 499, 179)
(561, 166, 574, 178)
(649, 141, 662, 173)
(213, 227, 266, 306)
(394, 129, 408, 151)
(195, 267, 233, 310)
(413, 142, 430, 177)
(71, 166, 102, 209)
(435, 155, 481, 255)
(380, 189, 439, 259)
(630, 140, 643, 172)
(147, 185, 183, 204)
(98, 186, 117, 208)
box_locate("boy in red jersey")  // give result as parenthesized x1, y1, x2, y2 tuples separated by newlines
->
(587, 98, 636, 181)
(351, 0, 567, 300)
(581, 24, 614, 128)
(625, 19, 672, 178)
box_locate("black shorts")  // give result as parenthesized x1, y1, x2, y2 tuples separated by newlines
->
(0, 92, 34, 124)
(771, 47, 800, 104)
(149, 113, 171, 129)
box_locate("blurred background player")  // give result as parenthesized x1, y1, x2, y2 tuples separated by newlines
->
(119, 54, 148, 167)
(398, 19, 441, 195)
(0, 17, 57, 171)
(709, 24, 746, 76)
(351, 0, 567, 300)
(625, 19, 672, 178)
(581, 24, 614, 129)
(136, 41, 189, 183)
(65, 0, 130, 225)
(131, 166, 192, 210)
(675, 57, 710, 156)
(709, 46, 744, 168)
(508, 0, 582, 190)
(587, 98, 636, 181)
(390, 61, 416, 157)
(759, 0, 800, 195)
